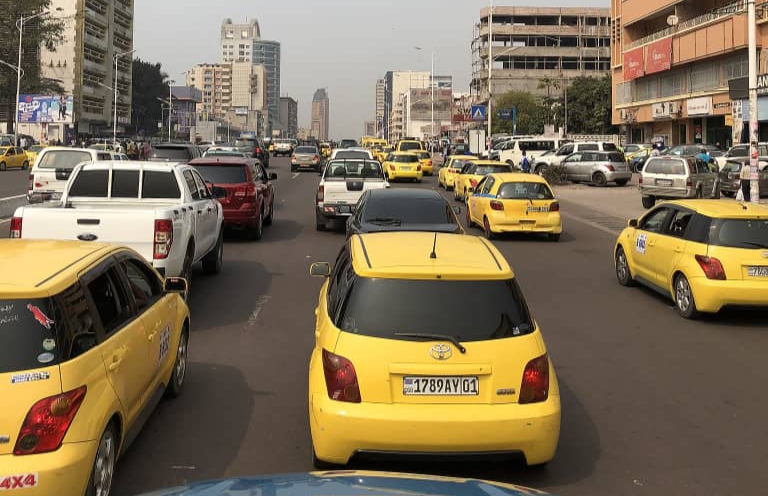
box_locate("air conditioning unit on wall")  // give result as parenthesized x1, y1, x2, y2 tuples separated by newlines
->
(619, 109, 628, 120)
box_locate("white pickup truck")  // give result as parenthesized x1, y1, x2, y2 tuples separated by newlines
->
(315, 158, 389, 231)
(11, 161, 224, 289)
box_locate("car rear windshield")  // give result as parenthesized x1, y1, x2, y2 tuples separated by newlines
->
(722, 161, 743, 173)
(415, 151, 431, 159)
(340, 140, 358, 148)
(296, 146, 317, 154)
(36, 150, 92, 170)
(399, 142, 422, 151)
(709, 219, 768, 249)
(68, 169, 181, 199)
(235, 139, 255, 148)
(605, 152, 626, 162)
(335, 150, 368, 160)
(336, 278, 533, 342)
(193, 165, 247, 184)
(450, 159, 470, 170)
(602, 143, 618, 151)
(325, 160, 383, 179)
(497, 182, 554, 200)
(644, 158, 687, 175)
(0, 298, 59, 373)
(392, 154, 418, 163)
(476, 165, 512, 175)
(364, 197, 454, 224)
(152, 147, 192, 161)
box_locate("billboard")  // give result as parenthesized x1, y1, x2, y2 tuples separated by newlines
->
(645, 38, 672, 75)
(409, 88, 452, 121)
(18, 95, 74, 124)
(623, 48, 644, 81)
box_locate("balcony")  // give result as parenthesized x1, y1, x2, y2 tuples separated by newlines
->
(478, 45, 610, 60)
(478, 23, 610, 38)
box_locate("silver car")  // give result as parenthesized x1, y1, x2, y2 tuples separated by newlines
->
(639, 156, 718, 208)
(291, 146, 322, 172)
(561, 150, 632, 186)
(718, 158, 768, 197)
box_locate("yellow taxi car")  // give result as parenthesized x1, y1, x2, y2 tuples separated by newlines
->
(395, 139, 424, 152)
(453, 160, 513, 202)
(382, 151, 423, 182)
(0, 240, 189, 495)
(614, 200, 768, 319)
(320, 142, 332, 159)
(25, 145, 47, 167)
(467, 173, 562, 241)
(438, 155, 476, 191)
(376, 146, 393, 163)
(0, 146, 30, 171)
(308, 232, 561, 468)
(412, 150, 434, 175)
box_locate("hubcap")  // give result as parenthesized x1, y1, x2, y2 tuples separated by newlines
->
(93, 431, 115, 496)
(175, 333, 187, 386)
(676, 277, 691, 311)
(617, 252, 629, 281)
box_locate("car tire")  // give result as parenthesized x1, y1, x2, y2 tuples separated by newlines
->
(264, 200, 274, 225)
(674, 273, 701, 319)
(641, 195, 656, 209)
(290, 166, 297, 172)
(85, 423, 117, 496)
(483, 216, 496, 240)
(615, 247, 635, 286)
(0, 162, 5, 171)
(21, 161, 29, 170)
(547, 233, 560, 242)
(165, 328, 189, 398)
(248, 210, 264, 241)
(695, 187, 703, 199)
(615, 179, 629, 187)
(202, 230, 223, 275)
(181, 249, 193, 301)
(534, 165, 544, 175)
(315, 213, 326, 231)
(593, 172, 607, 187)
(466, 206, 474, 228)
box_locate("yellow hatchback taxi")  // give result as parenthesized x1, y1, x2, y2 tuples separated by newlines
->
(438, 155, 476, 191)
(454, 160, 513, 202)
(382, 152, 423, 182)
(614, 200, 768, 318)
(25, 145, 47, 167)
(308, 232, 561, 468)
(412, 150, 434, 175)
(0, 240, 189, 495)
(467, 173, 562, 241)
(0, 146, 30, 171)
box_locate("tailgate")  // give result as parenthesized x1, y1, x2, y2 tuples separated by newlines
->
(323, 180, 374, 204)
(501, 198, 557, 220)
(31, 169, 73, 194)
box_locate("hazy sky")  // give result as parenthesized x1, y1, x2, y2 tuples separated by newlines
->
(135, 0, 608, 139)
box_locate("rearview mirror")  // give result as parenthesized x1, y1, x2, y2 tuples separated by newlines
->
(164, 277, 188, 294)
(628, 218, 638, 228)
(269, 172, 278, 180)
(453, 206, 461, 214)
(309, 262, 331, 277)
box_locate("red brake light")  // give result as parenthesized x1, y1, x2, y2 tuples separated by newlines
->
(605, 164, 615, 171)
(519, 354, 549, 404)
(695, 255, 726, 280)
(27, 173, 34, 193)
(639, 176, 643, 184)
(10, 217, 22, 238)
(686, 178, 693, 188)
(153, 219, 173, 260)
(14, 386, 87, 455)
(469, 179, 478, 187)
(316, 185, 324, 203)
(255, 147, 262, 154)
(313, 155, 319, 162)
(549, 202, 560, 212)
(416, 165, 422, 171)
(291, 155, 297, 163)
(490, 200, 504, 211)
(322, 349, 360, 403)
(389, 165, 395, 171)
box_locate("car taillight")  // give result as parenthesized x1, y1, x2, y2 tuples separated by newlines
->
(14, 386, 86, 455)
(322, 349, 360, 403)
(469, 179, 478, 187)
(234, 184, 256, 200)
(389, 165, 395, 171)
(549, 202, 560, 212)
(27, 173, 34, 192)
(313, 155, 319, 163)
(686, 178, 693, 188)
(416, 165, 422, 171)
(605, 164, 615, 171)
(519, 354, 549, 404)
(153, 219, 173, 260)
(291, 155, 297, 163)
(316, 185, 324, 203)
(695, 255, 726, 280)
(638, 176, 643, 184)
(255, 147, 262, 154)
(10, 217, 22, 238)
(490, 200, 504, 211)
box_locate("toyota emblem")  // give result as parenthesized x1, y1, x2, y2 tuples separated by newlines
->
(763, 251, 768, 258)
(429, 344, 452, 360)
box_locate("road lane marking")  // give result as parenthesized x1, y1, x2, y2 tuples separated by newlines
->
(247, 295, 272, 327)
(291, 172, 300, 179)
(0, 195, 26, 202)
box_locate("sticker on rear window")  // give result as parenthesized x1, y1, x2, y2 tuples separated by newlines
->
(636, 233, 647, 254)
(0, 473, 39, 490)
(26, 304, 54, 330)
(11, 372, 50, 384)
(42, 339, 55, 351)
(0, 304, 19, 326)
(37, 353, 54, 364)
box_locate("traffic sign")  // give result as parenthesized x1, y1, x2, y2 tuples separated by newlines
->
(497, 108, 516, 120)
(470, 105, 487, 121)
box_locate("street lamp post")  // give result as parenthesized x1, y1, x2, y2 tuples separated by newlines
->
(168, 79, 175, 142)
(748, 0, 761, 202)
(113, 49, 136, 146)
(487, 0, 493, 149)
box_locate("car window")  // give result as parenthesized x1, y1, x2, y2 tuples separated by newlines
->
(86, 268, 133, 337)
(602, 143, 618, 151)
(112, 169, 140, 198)
(607, 152, 626, 162)
(191, 170, 212, 199)
(97, 153, 112, 161)
(398, 141, 422, 151)
(581, 152, 596, 162)
(558, 144, 574, 155)
(391, 154, 418, 163)
(695, 160, 710, 174)
(364, 196, 455, 224)
(152, 147, 192, 161)
(0, 297, 62, 372)
(721, 161, 743, 173)
(326, 248, 351, 319)
(497, 182, 554, 200)
(6, 148, 14, 155)
(325, 160, 384, 179)
(142, 170, 182, 199)
(481, 177, 494, 194)
(644, 158, 686, 175)
(565, 153, 582, 163)
(579, 144, 599, 151)
(475, 165, 511, 175)
(335, 150, 370, 160)
(120, 258, 163, 311)
(335, 278, 533, 341)
(183, 170, 201, 200)
(640, 207, 672, 233)
(69, 169, 109, 197)
(665, 210, 694, 238)
(53, 282, 99, 361)
(36, 150, 93, 170)
(708, 219, 768, 249)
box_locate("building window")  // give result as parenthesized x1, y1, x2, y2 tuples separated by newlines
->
(661, 71, 683, 98)
(690, 62, 717, 92)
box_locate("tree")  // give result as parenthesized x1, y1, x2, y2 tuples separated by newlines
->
(537, 77, 560, 125)
(130, 58, 170, 137)
(0, 0, 64, 133)
(560, 74, 618, 135)
(492, 90, 546, 136)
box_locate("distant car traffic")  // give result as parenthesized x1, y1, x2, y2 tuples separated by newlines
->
(28, 147, 113, 203)
(382, 152, 422, 182)
(412, 150, 434, 175)
(0, 146, 30, 171)
(149, 143, 203, 162)
(292, 146, 322, 172)
(639, 156, 719, 208)
(316, 159, 389, 231)
(453, 160, 513, 202)
(438, 155, 476, 190)
(561, 150, 631, 186)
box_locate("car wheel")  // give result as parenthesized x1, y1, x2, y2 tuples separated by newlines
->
(641, 195, 656, 209)
(547, 232, 560, 242)
(86, 423, 117, 496)
(593, 172, 607, 187)
(466, 206, 474, 228)
(290, 165, 297, 172)
(264, 200, 274, 225)
(249, 210, 264, 241)
(166, 328, 188, 398)
(695, 187, 703, 199)
(181, 250, 193, 301)
(615, 247, 635, 286)
(0, 162, 5, 171)
(615, 179, 629, 187)
(202, 230, 223, 275)
(483, 216, 496, 240)
(315, 213, 326, 231)
(534, 165, 544, 175)
(722, 190, 735, 198)
(21, 161, 29, 170)
(674, 273, 701, 319)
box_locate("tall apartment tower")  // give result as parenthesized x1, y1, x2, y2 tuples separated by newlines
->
(375, 79, 386, 138)
(220, 18, 280, 133)
(311, 88, 330, 141)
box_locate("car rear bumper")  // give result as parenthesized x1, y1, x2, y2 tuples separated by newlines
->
(316, 204, 354, 219)
(489, 213, 563, 234)
(604, 171, 633, 182)
(690, 276, 768, 313)
(293, 162, 320, 169)
(0, 440, 96, 496)
(310, 394, 560, 465)
(639, 186, 695, 198)
(223, 208, 259, 227)
(389, 170, 422, 180)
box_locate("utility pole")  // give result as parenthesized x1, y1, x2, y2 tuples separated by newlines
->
(168, 80, 175, 142)
(487, 0, 493, 149)
(748, 0, 761, 202)
(431, 51, 435, 143)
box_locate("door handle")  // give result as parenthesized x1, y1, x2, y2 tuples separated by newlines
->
(148, 332, 156, 342)
(674, 246, 683, 253)
(647, 240, 656, 247)
(108, 356, 123, 371)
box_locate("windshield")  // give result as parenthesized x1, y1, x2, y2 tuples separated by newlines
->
(204, 150, 245, 157)
(193, 165, 248, 184)
(476, 165, 512, 175)
(391, 154, 418, 163)
(36, 150, 92, 170)
(334, 150, 369, 160)
(415, 151, 431, 159)
(336, 278, 532, 341)
(497, 182, 554, 200)
(0, 298, 59, 373)
(645, 158, 688, 175)
(399, 141, 422, 151)
(324, 160, 383, 179)
(151, 147, 192, 161)
(29, 145, 44, 153)
(709, 219, 768, 249)
(363, 197, 455, 224)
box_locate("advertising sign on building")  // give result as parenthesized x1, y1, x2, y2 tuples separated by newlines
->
(17, 95, 74, 123)
(409, 88, 452, 121)
(645, 38, 672, 75)
(652, 101, 680, 119)
(623, 48, 644, 81)
(686, 97, 713, 117)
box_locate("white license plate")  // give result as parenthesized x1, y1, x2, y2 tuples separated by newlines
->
(656, 179, 673, 186)
(527, 206, 549, 213)
(338, 205, 352, 214)
(401, 166, 412, 171)
(747, 266, 768, 277)
(403, 376, 478, 396)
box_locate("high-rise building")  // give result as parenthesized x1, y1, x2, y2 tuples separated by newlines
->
(375, 79, 386, 138)
(38, 0, 134, 141)
(364, 121, 376, 137)
(220, 18, 281, 133)
(470, 6, 611, 103)
(279, 97, 298, 138)
(312, 88, 330, 141)
(383, 71, 430, 141)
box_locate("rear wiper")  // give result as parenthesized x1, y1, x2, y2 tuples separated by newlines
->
(367, 217, 402, 225)
(394, 332, 467, 353)
(739, 241, 768, 249)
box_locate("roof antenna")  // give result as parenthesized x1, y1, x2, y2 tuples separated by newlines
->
(430, 232, 438, 259)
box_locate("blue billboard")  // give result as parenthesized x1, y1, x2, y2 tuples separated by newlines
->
(18, 95, 74, 124)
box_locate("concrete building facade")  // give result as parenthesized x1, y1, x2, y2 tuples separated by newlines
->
(279, 97, 298, 138)
(170, 86, 202, 140)
(36, 0, 134, 141)
(383, 71, 430, 141)
(470, 6, 610, 103)
(611, 0, 761, 147)
(311, 88, 330, 141)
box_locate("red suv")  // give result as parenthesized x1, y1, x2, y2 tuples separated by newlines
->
(190, 157, 277, 240)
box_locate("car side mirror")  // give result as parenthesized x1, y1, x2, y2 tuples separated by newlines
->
(310, 262, 331, 277)
(628, 219, 638, 228)
(211, 186, 227, 199)
(453, 206, 461, 214)
(164, 277, 188, 294)
(269, 172, 278, 180)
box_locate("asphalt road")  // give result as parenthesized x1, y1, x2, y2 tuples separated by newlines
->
(21, 155, 763, 496)
(0, 169, 29, 219)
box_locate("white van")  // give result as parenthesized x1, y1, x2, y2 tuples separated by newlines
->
(499, 138, 571, 167)
(28, 147, 112, 203)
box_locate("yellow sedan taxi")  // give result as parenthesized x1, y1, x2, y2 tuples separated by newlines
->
(0, 240, 189, 495)
(614, 200, 768, 318)
(376, 146, 393, 163)
(25, 145, 47, 167)
(0, 146, 30, 171)
(453, 160, 513, 202)
(308, 232, 561, 468)
(412, 150, 434, 175)
(382, 151, 423, 182)
(438, 155, 476, 191)
(467, 173, 563, 241)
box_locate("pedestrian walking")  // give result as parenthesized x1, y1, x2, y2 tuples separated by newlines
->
(521, 150, 531, 173)
(19, 136, 27, 150)
(739, 158, 752, 202)
(650, 143, 661, 157)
